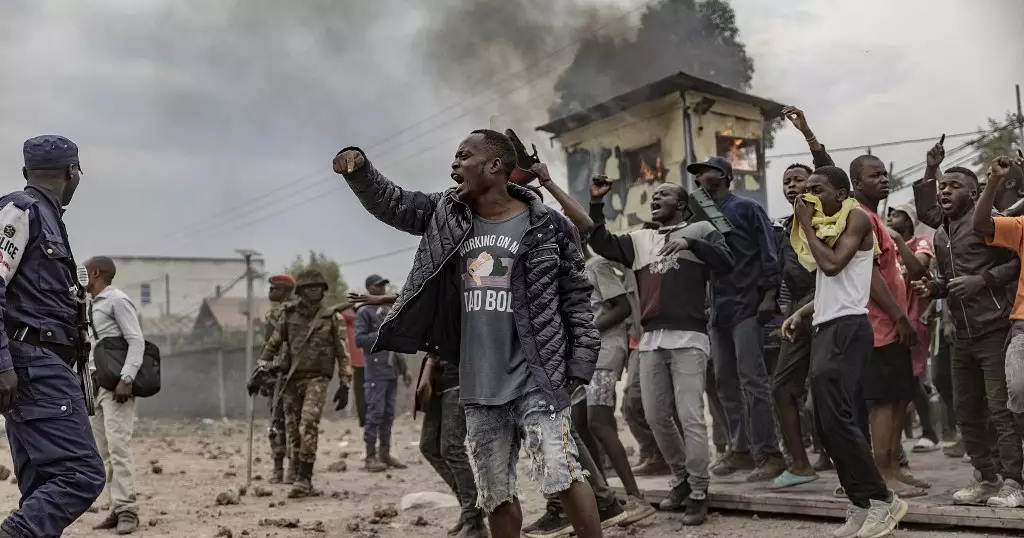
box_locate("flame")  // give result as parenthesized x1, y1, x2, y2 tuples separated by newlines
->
(637, 157, 664, 183)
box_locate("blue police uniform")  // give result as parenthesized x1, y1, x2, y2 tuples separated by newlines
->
(0, 136, 104, 538)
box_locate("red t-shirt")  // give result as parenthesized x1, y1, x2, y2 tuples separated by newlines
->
(905, 236, 934, 376)
(863, 205, 909, 348)
(342, 309, 365, 368)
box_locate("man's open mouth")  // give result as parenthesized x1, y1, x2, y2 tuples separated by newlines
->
(939, 196, 953, 209)
(451, 172, 464, 184)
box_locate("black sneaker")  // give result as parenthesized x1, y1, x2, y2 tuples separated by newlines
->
(598, 499, 629, 528)
(658, 481, 692, 511)
(681, 493, 708, 526)
(522, 507, 572, 538)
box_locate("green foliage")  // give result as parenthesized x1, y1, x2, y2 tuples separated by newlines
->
(284, 251, 349, 307)
(972, 113, 1023, 174)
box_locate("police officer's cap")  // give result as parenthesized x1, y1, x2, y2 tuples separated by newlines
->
(268, 274, 296, 288)
(23, 135, 81, 171)
(295, 270, 328, 290)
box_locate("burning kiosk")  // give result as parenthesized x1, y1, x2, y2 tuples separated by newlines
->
(537, 71, 784, 232)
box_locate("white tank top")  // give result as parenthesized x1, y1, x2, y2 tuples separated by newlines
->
(812, 248, 872, 326)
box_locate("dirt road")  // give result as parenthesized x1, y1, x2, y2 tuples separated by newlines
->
(0, 415, 1013, 537)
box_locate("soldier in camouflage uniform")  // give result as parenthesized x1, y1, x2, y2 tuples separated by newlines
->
(264, 274, 295, 483)
(258, 270, 351, 498)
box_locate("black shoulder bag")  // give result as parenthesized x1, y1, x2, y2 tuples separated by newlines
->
(90, 302, 162, 397)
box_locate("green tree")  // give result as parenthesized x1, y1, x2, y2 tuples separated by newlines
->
(550, 0, 755, 117)
(972, 113, 1023, 174)
(284, 251, 349, 307)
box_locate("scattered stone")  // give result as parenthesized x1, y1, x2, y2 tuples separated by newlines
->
(412, 516, 429, 527)
(399, 491, 459, 511)
(151, 464, 163, 474)
(330, 490, 351, 500)
(215, 490, 240, 506)
(346, 521, 362, 532)
(253, 474, 263, 481)
(9, 476, 16, 485)
(0, 465, 11, 481)
(223, 471, 237, 478)
(252, 486, 272, 498)
(326, 461, 347, 472)
(214, 526, 232, 538)
(148, 519, 159, 527)
(254, 456, 262, 463)
(149, 458, 159, 465)
(305, 520, 326, 533)
(238, 486, 248, 497)
(752, 514, 760, 520)
(86, 506, 99, 514)
(160, 510, 168, 516)
(259, 518, 300, 528)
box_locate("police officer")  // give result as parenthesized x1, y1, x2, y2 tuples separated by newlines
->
(0, 136, 105, 537)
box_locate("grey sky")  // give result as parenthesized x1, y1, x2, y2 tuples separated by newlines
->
(1, 0, 1022, 292)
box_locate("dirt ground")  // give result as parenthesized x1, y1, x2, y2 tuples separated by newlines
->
(0, 415, 1015, 538)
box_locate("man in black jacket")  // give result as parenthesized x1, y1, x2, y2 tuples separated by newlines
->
(913, 143, 1023, 507)
(333, 129, 602, 538)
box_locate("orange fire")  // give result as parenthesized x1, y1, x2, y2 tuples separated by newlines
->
(637, 157, 664, 183)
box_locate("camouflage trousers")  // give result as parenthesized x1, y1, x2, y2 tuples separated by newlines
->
(283, 376, 330, 464)
(268, 377, 287, 460)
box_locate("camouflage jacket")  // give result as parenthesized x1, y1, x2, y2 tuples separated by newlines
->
(260, 301, 351, 383)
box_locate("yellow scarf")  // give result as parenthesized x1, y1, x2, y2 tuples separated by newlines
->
(790, 194, 879, 271)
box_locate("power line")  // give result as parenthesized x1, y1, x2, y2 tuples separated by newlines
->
(340, 245, 419, 267)
(156, 4, 650, 242)
(767, 129, 983, 160)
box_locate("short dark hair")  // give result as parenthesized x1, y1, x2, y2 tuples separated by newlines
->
(811, 165, 851, 191)
(785, 163, 813, 175)
(944, 166, 979, 187)
(849, 154, 882, 182)
(470, 129, 516, 175)
(664, 182, 690, 204)
(86, 256, 117, 284)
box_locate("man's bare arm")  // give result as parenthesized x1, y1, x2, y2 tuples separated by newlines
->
(798, 205, 872, 277)
(975, 157, 1015, 239)
(533, 163, 594, 236)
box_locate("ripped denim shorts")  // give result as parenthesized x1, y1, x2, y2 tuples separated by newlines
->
(464, 389, 589, 513)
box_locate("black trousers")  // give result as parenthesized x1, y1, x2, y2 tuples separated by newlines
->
(952, 329, 1022, 482)
(420, 388, 479, 517)
(810, 315, 888, 508)
(353, 366, 366, 427)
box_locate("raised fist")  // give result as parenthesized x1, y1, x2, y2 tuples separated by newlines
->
(591, 175, 613, 199)
(990, 155, 1014, 182)
(781, 105, 810, 134)
(926, 139, 945, 168)
(333, 149, 366, 175)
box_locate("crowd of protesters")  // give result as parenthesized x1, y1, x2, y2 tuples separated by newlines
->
(326, 108, 1024, 538)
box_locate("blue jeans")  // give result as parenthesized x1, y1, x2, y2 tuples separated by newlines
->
(363, 379, 397, 449)
(3, 342, 105, 538)
(464, 390, 588, 513)
(712, 315, 782, 461)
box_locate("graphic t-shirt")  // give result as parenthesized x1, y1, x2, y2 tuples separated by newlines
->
(459, 211, 531, 405)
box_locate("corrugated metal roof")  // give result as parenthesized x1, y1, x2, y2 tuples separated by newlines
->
(537, 71, 785, 136)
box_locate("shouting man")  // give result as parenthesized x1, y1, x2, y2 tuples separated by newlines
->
(333, 130, 601, 538)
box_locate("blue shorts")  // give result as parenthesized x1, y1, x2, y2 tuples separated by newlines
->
(464, 390, 588, 513)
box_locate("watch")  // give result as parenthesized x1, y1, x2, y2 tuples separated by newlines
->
(121, 374, 134, 384)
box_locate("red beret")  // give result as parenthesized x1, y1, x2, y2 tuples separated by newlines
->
(268, 274, 296, 287)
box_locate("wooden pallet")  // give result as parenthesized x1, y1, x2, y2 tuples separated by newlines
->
(610, 445, 1024, 530)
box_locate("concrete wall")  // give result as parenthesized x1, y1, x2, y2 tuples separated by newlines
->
(136, 345, 418, 420)
(108, 256, 267, 323)
(554, 91, 768, 232)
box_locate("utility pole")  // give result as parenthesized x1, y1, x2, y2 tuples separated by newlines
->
(165, 273, 170, 317)
(1016, 84, 1023, 148)
(236, 248, 260, 491)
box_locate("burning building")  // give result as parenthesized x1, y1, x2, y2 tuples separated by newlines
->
(538, 71, 784, 232)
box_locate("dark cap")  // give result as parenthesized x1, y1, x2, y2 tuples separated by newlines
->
(23, 135, 80, 170)
(365, 274, 388, 288)
(686, 156, 732, 180)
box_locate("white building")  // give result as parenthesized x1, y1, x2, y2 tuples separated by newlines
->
(108, 256, 267, 327)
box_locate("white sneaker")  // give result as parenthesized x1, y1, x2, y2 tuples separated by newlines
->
(987, 479, 1024, 508)
(832, 504, 868, 538)
(856, 495, 908, 538)
(953, 478, 1002, 504)
(912, 438, 940, 453)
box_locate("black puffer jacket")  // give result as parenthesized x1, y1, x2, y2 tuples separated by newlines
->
(339, 148, 599, 411)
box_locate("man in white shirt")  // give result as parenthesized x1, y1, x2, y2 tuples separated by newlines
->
(86, 256, 145, 535)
